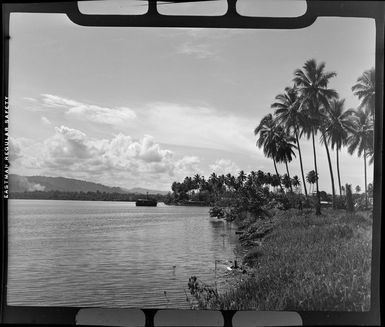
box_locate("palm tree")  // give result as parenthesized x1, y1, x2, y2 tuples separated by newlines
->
(294, 59, 338, 214)
(347, 108, 374, 209)
(306, 170, 318, 195)
(324, 99, 356, 196)
(193, 174, 201, 191)
(367, 144, 374, 165)
(352, 68, 375, 115)
(256, 170, 265, 186)
(292, 175, 301, 193)
(254, 114, 284, 192)
(225, 173, 235, 192)
(367, 183, 373, 198)
(271, 174, 281, 192)
(272, 86, 308, 197)
(282, 174, 292, 192)
(249, 170, 258, 188)
(274, 127, 297, 193)
(237, 170, 247, 188)
(265, 172, 273, 192)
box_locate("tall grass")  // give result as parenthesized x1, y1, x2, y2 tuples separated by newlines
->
(206, 208, 372, 311)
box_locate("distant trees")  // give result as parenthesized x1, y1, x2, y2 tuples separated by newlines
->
(167, 167, 304, 209)
(9, 190, 167, 202)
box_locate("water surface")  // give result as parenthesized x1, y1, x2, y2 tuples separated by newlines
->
(8, 199, 240, 308)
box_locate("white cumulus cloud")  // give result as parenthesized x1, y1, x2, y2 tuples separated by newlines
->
(12, 125, 203, 190)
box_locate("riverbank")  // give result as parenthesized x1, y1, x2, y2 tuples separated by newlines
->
(193, 208, 372, 311)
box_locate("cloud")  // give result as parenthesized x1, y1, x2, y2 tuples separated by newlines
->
(27, 96, 260, 156)
(9, 137, 23, 162)
(40, 94, 136, 125)
(209, 159, 240, 176)
(175, 156, 201, 175)
(13, 126, 202, 190)
(140, 102, 259, 154)
(41, 116, 52, 125)
(10, 175, 45, 192)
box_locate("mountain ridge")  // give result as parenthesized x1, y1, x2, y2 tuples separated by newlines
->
(9, 174, 169, 195)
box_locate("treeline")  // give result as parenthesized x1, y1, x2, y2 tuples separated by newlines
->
(9, 190, 167, 202)
(165, 171, 303, 206)
(166, 170, 312, 221)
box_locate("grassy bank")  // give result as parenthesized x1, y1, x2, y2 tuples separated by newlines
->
(200, 208, 372, 311)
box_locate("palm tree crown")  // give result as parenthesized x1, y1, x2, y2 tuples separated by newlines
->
(352, 68, 375, 115)
(347, 108, 373, 157)
(325, 99, 356, 150)
(293, 59, 338, 117)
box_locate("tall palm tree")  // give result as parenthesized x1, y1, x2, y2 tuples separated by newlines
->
(367, 144, 374, 165)
(352, 68, 375, 115)
(324, 99, 356, 196)
(293, 59, 338, 214)
(272, 86, 308, 196)
(254, 114, 284, 192)
(347, 108, 374, 209)
(274, 127, 297, 193)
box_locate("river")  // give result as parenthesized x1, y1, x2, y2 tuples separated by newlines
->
(7, 199, 241, 308)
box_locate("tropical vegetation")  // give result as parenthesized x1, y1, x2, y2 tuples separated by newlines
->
(254, 60, 375, 213)
(173, 59, 375, 312)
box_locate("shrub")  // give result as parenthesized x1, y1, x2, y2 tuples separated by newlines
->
(354, 194, 372, 211)
(209, 206, 225, 219)
(335, 196, 346, 209)
(265, 193, 307, 211)
(187, 276, 218, 309)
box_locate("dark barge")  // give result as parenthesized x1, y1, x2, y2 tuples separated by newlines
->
(135, 192, 157, 207)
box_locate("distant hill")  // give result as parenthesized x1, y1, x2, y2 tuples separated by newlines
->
(9, 174, 168, 195)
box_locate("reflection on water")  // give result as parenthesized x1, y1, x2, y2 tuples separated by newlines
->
(8, 199, 240, 308)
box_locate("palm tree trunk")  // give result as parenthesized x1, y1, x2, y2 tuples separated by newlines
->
(322, 131, 336, 209)
(295, 128, 308, 197)
(285, 160, 293, 193)
(336, 148, 342, 196)
(273, 158, 284, 192)
(311, 129, 321, 215)
(364, 148, 368, 208)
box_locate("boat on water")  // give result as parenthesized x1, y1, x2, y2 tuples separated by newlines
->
(135, 192, 157, 207)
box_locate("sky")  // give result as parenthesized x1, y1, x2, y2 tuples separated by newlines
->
(8, 1, 376, 192)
